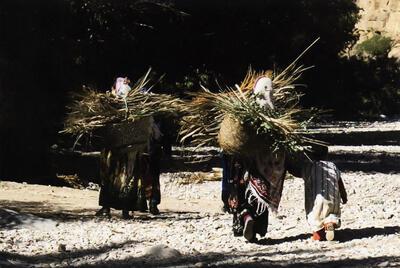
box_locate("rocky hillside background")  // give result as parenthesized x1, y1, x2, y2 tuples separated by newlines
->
(356, 0, 400, 58)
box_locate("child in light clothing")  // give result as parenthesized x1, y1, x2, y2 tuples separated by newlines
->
(303, 160, 348, 241)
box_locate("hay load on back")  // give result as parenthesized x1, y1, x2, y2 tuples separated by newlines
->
(179, 63, 322, 158)
(179, 39, 326, 158)
(61, 70, 183, 217)
(179, 40, 327, 242)
(62, 70, 182, 150)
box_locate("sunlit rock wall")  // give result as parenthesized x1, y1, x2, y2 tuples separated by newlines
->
(355, 0, 400, 58)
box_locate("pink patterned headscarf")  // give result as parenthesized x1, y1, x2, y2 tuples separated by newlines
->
(113, 77, 131, 97)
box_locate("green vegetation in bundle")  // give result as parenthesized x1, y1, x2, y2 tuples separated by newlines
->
(179, 39, 325, 156)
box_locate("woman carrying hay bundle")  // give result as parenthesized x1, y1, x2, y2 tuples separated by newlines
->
(220, 75, 287, 242)
(223, 149, 286, 242)
(180, 69, 296, 241)
(179, 49, 329, 241)
(96, 115, 161, 218)
(62, 71, 182, 218)
(93, 77, 162, 218)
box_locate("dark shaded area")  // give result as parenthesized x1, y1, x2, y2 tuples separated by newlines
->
(257, 233, 310, 245)
(335, 161, 400, 173)
(0, 199, 204, 229)
(0, 225, 399, 267)
(0, 0, 399, 181)
(50, 150, 101, 183)
(167, 146, 400, 173)
(1, 253, 398, 268)
(49, 142, 400, 183)
(306, 130, 400, 146)
(259, 225, 399, 246)
(0, 200, 96, 228)
(0, 240, 141, 266)
(218, 255, 400, 268)
(336, 226, 400, 243)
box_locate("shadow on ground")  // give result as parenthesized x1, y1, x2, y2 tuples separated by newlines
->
(1, 245, 399, 268)
(257, 233, 310, 245)
(336, 225, 400, 242)
(257, 225, 400, 245)
(1, 225, 398, 267)
(0, 239, 140, 267)
(0, 200, 96, 228)
(0, 200, 203, 229)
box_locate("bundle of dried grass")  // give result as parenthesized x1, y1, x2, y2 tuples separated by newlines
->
(179, 39, 324, 155)
(62, 70, 184, 147)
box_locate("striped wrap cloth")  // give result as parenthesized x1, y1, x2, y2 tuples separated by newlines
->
(303, 161, 342, 231)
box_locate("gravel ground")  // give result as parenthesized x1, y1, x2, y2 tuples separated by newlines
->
(0, 165, 399, 267)
(329, 145, 400, 154)
(308, 120, 400, 132)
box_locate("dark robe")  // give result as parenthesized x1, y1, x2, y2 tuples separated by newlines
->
(98, 146, 143, 211)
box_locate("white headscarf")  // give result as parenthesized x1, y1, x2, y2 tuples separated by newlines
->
(253, 76, 274, 110)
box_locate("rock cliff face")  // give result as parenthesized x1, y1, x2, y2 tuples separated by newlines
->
(355, 0, 400, 58)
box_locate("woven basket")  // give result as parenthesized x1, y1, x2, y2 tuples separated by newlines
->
(218, 115, 267, 156)
(96, 117, 153, 149)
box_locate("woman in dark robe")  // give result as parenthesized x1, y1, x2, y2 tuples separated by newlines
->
(95, 77, 162, 218)
(96, 146, 143, 218)
(95, 117, 164, 218)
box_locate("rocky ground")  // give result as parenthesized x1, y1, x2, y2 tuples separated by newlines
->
(0, 154, 400, 267)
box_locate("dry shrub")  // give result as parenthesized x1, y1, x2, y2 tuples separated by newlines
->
(175, 169, 222, 185)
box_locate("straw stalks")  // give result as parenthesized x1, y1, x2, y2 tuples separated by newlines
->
(62, 70, 184, 138)
(179, 38, 324, 155)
